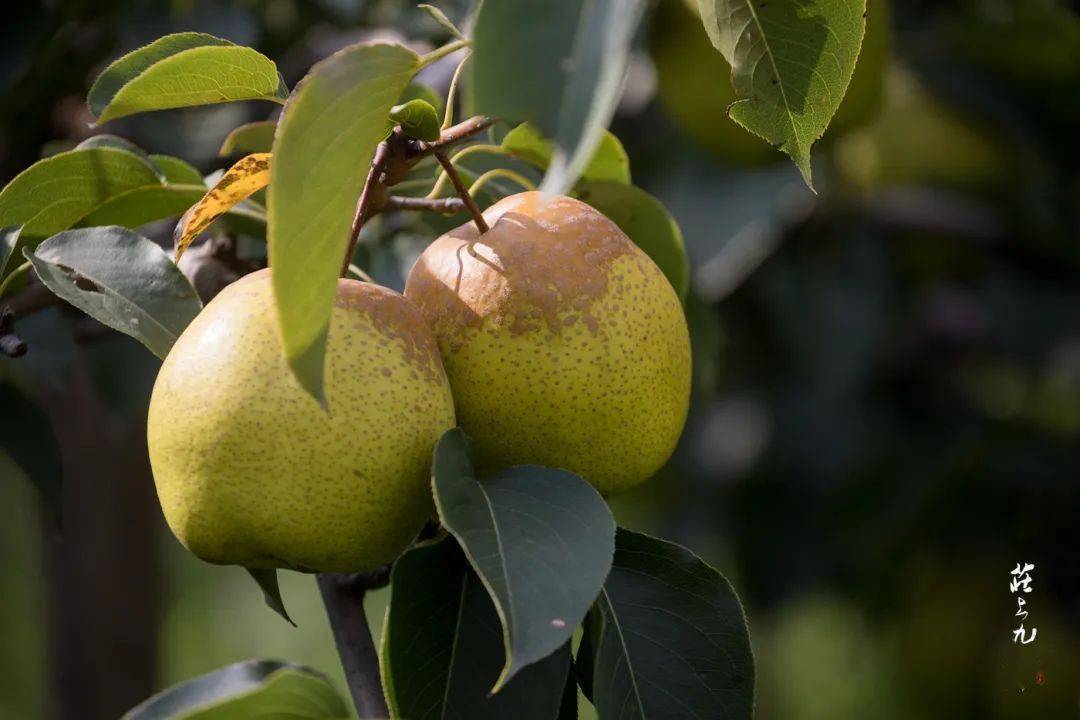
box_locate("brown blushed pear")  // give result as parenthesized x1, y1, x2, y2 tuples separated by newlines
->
(405, 192, 691, 496)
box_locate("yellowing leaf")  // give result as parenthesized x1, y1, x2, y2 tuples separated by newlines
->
(173, 153, 271, 261)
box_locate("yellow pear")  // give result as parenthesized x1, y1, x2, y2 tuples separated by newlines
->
(147, 269, 455, 572)
(405, 192, 691, 496)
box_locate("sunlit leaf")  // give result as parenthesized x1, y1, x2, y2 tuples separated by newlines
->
(0, 148, 162, 242)
(151, 154, 207, 185)
(76, 134, 165, 181)
(220, 120, 278, 156)
(26, 226, 202, 358)
(174, 153, 271, 261)
(697, 0, 867, 187)
(89, 32, 288, 124)
(500, 123, 630, 184)
(269, 42, 417, 403)
(121, 659, 348, 719)
(389, 99, 441, 142)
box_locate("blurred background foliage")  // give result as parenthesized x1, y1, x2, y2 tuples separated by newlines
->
(1, 0, 1078, 718)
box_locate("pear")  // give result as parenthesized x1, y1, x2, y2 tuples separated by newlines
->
(147, 269, 455, 572)
(405, 192, 691, 496)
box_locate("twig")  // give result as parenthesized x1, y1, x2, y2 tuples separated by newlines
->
(340, 138, 398, 278)
(316, 571, 392, 719)
(384, 196, 464, 214)
(435, 152, 489, 234)
(410, 116, 496, 159)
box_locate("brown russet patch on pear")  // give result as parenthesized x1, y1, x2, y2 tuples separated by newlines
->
(333, 278, 447, 385)
(405, 192, 654, 342)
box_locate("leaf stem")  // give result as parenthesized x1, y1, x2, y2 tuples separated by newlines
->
(441, 51, 472, 130)
(0, 260, 32, 298)
(425, 144, 506, 199)
(435, 152, 489, 234)
(468, 168, 537, 196)
(417, 39, 471, 70)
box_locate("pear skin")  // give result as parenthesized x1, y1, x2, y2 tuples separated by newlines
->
(405, 192, 691, 495)
(147, 270, 455, 572)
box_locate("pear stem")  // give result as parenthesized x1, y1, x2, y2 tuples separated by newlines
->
(316, 571, 391, 718)
(434, 151, 489, 234)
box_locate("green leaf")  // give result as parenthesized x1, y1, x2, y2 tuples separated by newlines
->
(88, 32, 288, 124)
(0, 382, 63, 524)
(432, 429, 615, 692)
(389, 99, 441, 142)
(419, 3, 467, 40)
(269, 42, 418, 403)
(74, 185, 208, 229)
(219, 120, 278, 156)
(399, 81, 444, 115)
(245, 568, 295, 626)
(0, 147, 162, 241)
(25, 226, 202, 359)
(697, 0, 868, 187)
(151, 155, 208, 185)
(76, 134, 166, 182)
(580, 529, 755, 720)
(575, 181, 688, 301)
(0, 226, 25, 281)
(471, 0, 645, 194)
(382, 535, 572, 719)
(500, 123, 630, 184)
(121, 659, 348, 719)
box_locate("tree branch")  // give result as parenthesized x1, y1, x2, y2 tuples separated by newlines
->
(316, 571, 392, 718)
(410, 115, 496, 159)
(384, 195, 465, 214)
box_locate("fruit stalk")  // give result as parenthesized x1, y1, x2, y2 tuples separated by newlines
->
(434, 151, 489, 233)
(316, 571, 391, 718)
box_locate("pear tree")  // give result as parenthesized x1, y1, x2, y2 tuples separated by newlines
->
(0, 2, 869, 717)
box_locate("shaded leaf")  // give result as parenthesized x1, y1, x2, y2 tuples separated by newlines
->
(245, 568, 295, 626)
(472, 0, 645, 194)
(580, 528, 755, 720)
(0, 148, 162, 242)
(174, 153, 271, 260)
(220, 120, 278, 156)
(269, 42, 417, 403)
(26, 226, 202, 359)
(121, 659, 348, 719)
(575, 181, 688, 301)
(0, 226, 25, 282)
(500, 123, 630, 184)
(0, 382, 63, 524)
(432, 429, 615, 692)
(151, 155, 208, 185)
(697, 0, 867, 187)
(559, 656, 579, 720)
(382, 535, 572, 719)
(390, 99, 441, 142)
(89, 32, 287, 124)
